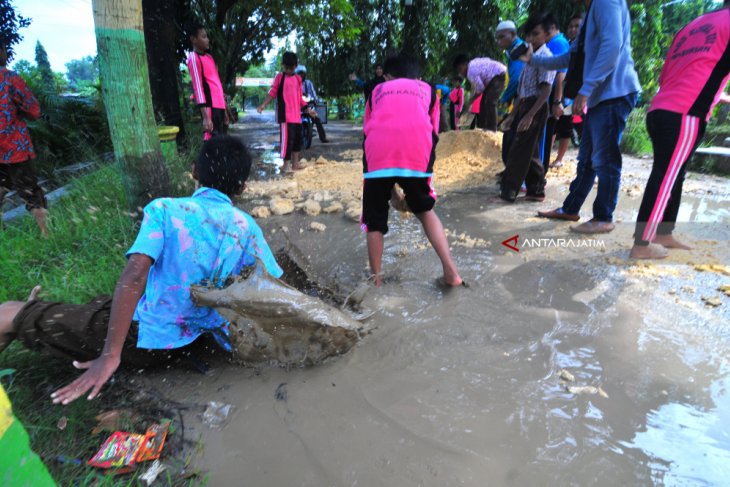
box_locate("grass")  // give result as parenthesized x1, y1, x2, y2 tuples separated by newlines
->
(620, 106, 653, 156)
(0, 145, 201, 485)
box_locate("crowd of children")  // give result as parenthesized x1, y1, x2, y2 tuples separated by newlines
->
(1, 3, 729, 406)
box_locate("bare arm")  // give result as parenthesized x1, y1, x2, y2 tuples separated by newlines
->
(51, 254, 152, 404)
(257, 95, 274, 113)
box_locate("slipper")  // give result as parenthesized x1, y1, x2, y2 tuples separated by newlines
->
(436, 276, 468, 288)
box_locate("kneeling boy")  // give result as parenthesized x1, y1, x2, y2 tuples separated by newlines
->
(0, 136, 282, 404)
(361, 52, 462, 288)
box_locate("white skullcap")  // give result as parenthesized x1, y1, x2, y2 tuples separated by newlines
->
(496, 20, 517, 33)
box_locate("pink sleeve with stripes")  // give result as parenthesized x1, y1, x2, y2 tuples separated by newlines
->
(268, 73, 282, 99)
(187, 53, 206, 106)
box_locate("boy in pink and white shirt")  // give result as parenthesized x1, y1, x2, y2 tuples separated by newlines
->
(186, 23, 227, 141)
(631, 4, 730, 259)
(448, 76, 464, 130)
(362, 53, 463, 287)
(257, 52, 312, 172)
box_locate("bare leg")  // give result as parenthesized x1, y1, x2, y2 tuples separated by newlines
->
(654, 234, 692, 250)
(415, 210, 463, 286)
(629, 243, 669, 260)
(0, 286, 41, 353)
(555, 138, 570, 165)
(31, 208, 49, 238)
(291, 152, 303, 170)
(366, 231, 385, 286)
(0, 301, 25, 353)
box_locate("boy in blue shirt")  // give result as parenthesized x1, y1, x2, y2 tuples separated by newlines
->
(0, 136, 282, 405)
(541, 13, 571, 171)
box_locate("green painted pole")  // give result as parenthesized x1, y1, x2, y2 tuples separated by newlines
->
(92, 0, 170, 214)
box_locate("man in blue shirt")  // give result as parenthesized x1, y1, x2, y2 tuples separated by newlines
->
(541, 13, 571, 172)
(525, 0, 640, 234)
(296, 66, 330, 143)
(0, 136, 283, 405)
(496, 20, 525, 163)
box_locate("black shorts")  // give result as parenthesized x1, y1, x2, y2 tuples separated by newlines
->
(361, 177, 437, 234)
(0, 159, 47, 211)
(280, 122, 303, 160)
(555, 114, 573, 140)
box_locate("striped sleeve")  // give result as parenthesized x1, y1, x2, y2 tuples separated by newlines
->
(187, 52, 206, 107)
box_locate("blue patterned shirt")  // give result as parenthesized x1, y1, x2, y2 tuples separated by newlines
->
(126, 187, 282, 350)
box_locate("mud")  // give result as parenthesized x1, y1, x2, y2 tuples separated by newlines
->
(191, 259, 363, 367)
(140, 113, 729, 486)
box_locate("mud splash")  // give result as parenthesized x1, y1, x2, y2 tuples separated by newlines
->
(191, 259, 364, 367)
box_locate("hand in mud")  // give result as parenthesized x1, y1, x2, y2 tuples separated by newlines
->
(51, 355, 121, 405)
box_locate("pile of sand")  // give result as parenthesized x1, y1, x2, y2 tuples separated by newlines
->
(432, 130, 503, 191)
(242, 129, 507, 220)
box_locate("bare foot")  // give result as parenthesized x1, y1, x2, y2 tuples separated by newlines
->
(31, 208, 49, 238)
(436, 276, 465, 287)
(292, 164, 305, 171)
(630, 243, 669, 260)
(27, 285, 42, 301)
(653, 234, 692, 250)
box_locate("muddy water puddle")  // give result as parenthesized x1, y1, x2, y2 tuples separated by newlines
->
(142, 115, 730, 486)
(142, 187, 728, 486)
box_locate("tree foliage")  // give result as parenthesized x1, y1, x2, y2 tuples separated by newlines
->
(65, 55, 99, 91)
(187, 0, 358, 95)
(0, 0, 29, 61)
(34, 41, 55, 88)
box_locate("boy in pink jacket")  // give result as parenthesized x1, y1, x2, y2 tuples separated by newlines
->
(257, 52, 313, 173)
(362, 53, 463, 288)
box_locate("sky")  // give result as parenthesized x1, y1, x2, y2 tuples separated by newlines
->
(9, 0, 291, 73)
(11, 0, 97, 72)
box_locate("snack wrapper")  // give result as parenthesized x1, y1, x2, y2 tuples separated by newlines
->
(88, 421, 170, 469)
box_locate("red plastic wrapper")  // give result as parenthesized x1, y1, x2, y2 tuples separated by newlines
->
(88, 421, 170, 469)
(88, 432, 145, 468)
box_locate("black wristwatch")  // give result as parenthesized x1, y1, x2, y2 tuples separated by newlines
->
(552, 100, 563, 106)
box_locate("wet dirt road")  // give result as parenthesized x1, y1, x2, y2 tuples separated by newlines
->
(147, 112, 729, 486)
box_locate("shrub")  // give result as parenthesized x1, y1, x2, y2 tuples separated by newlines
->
(620, 107, 652, 156)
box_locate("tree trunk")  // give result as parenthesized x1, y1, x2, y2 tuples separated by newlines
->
(142, 0, 186, 146)
(92, 0, 170, 214)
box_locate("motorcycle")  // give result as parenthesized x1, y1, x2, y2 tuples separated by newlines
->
(301, 102, 316, 150)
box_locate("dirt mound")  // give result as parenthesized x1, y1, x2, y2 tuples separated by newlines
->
(242, 129, 506, 215)
(433, 129, 503, 190)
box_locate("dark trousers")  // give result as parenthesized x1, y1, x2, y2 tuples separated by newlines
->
(542, 115, 557, 171)
(314, 117, 328, 142)
(633, 110, 705, 245)
(449, 102, 458, 131)
(501, 109, 522, 164)
(476, 74, 505, 131)
(501, 97, 548, 197)
(0, 159, 47, 211)
(561, 93, 636, 221)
